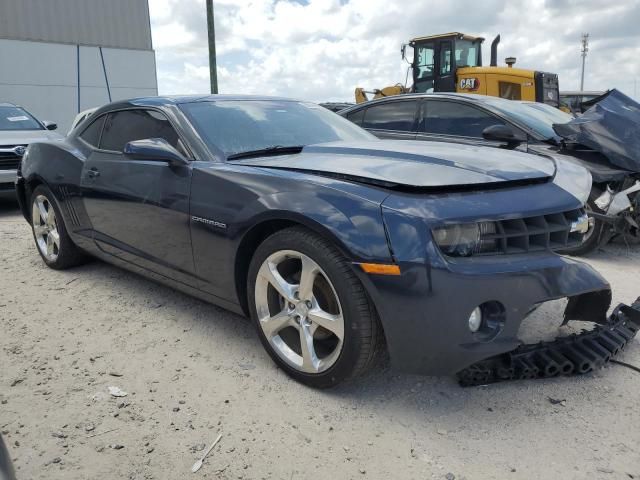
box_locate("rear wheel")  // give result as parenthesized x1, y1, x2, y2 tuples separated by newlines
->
(30, 185, 87, 269)
(248, 227, 382, 388)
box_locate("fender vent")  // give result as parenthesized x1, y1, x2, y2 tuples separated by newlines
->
(57, 186, 81, 227)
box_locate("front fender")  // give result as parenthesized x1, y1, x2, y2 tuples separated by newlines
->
(189, 164, 393, 304)
(242, 190, 392, 262)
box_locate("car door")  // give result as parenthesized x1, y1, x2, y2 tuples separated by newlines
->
(416, 99, 524, 147)
(413, 42, 435, 93)
(79, 108, 197, 286)
(434, 40, 456, 93)
(359, 100, 418, 140)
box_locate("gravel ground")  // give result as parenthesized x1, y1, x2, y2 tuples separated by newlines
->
(1, 198, 639, 480)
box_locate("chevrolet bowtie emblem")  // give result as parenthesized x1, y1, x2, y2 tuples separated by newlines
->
(570, 214, 590, 234)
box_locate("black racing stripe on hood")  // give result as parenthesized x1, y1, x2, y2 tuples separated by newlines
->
(259, 166, 551, 194)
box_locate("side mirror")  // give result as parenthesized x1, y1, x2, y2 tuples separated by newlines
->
(401, 44, 407, 60)
(482, 124, 525, 147)
(123, 138, 188, 166)
(43, 121, 57, 131)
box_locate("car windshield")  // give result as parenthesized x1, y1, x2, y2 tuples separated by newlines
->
(180, 100, 375, 157)
(0, 106, 43, 131)
(481, 98, 574, 140)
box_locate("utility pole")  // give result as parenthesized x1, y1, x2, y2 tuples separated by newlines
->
(206, 0, 218, 94)
(580, 33, 589, 92)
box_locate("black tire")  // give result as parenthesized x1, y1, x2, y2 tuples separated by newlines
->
(30, 184, 88, 269)
(560, 200, 607, 256)
(0, 434, 16, 480)
(247, 227, 383, 388)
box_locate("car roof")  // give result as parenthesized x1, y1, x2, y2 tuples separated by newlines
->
(0, 102, 18, 107)
(339, 92, 514, 113)
(86, 95, 307, 118)
(560, 91, 605, 96)
(126, 94, 301, 107)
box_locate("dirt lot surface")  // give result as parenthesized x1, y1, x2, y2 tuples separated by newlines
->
(1, 198, 639, 480)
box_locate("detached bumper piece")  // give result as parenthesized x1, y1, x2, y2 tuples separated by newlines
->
(457, 297, 640, 387)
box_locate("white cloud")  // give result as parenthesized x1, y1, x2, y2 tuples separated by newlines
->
(149, 0, 640, 101)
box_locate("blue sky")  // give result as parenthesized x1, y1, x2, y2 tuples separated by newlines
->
(149, 0, 640, 101)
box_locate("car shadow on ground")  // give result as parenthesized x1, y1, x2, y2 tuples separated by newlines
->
(9, 202, 637, 421)
(55, 257, 456, 390)
(53, 251, 634, 420)
(0, 198, 20, 218)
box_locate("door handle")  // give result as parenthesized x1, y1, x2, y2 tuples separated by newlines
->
(87, 168, 100, 179)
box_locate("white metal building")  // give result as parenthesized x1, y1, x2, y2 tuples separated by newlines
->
(0, 0, 157, 132)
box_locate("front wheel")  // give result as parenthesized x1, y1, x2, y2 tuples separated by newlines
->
(248, 227, 382, 388)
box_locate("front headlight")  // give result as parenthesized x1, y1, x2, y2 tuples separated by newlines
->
(432, 222, 497, 257)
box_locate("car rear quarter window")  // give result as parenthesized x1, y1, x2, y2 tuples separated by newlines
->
(362, 101, 417, 131)
(79, 115, 106, 147)
(346, 108, 365, 126)
(99, 109, 181, 152)
(423, 101, 506, 137)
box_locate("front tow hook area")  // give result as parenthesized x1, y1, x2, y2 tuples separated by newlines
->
(457, 296, 640, 387)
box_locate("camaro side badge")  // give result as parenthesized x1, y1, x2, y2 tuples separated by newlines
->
(192, 216, 227, 229)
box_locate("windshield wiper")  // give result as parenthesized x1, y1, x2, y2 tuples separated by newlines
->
(227, 145, 304, 160)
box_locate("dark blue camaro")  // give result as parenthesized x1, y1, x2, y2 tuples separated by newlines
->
(15, 95, 640, 387)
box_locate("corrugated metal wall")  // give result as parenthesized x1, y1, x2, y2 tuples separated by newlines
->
(0, 0, 152, 50)
(0, 39, 158, 132)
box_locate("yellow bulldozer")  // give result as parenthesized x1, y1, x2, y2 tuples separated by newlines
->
(355, 33, 560, 106)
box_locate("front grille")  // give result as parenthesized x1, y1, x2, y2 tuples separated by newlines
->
(479, 209, 586, 255)
(0, 157, 20, 170)
(0, 145, 26, 171)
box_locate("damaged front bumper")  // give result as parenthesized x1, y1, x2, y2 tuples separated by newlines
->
(357, 251, 639, 381)
(458, 294, 640, 386)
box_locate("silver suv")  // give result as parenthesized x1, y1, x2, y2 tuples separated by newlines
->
(0, 103, 62, 199)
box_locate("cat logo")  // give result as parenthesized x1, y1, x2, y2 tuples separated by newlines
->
(459, 78, 480, 91)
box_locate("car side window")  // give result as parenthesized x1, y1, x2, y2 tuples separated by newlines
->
(362, 101, 417, 132)
(346, 109, 365, 126)
(79, 115, 106, 148)
(423, 101, 506, 137)
(99, 109, 182, 153)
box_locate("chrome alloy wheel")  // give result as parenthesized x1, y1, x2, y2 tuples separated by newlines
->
(255, 250, 345, 374)
(32, 194, 60, 262)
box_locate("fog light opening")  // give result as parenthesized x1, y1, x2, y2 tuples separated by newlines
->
(468, 307, 483, 333)
(471, 301, 506, 342)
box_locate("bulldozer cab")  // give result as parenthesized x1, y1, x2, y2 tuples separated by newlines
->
(407, 32, 483, 93)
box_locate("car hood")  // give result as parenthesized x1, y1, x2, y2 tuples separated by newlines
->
(528, 144, 631, 184)
(553, 89, 640, 172)
(236, 140, 556, 190)
(0, 129, 62, 145)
